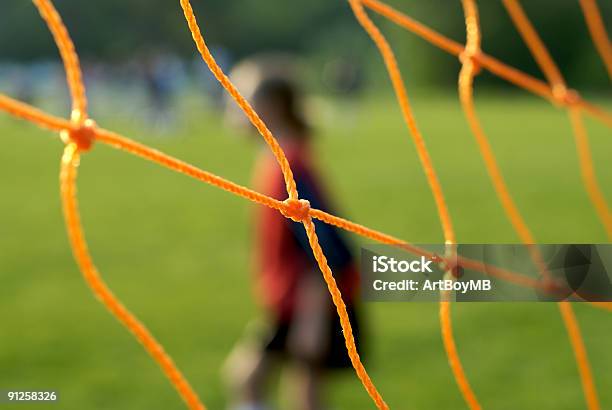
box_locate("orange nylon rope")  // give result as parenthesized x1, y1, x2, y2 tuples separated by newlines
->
(60, 143, 205, 410)
(30, 0, 206, 407)
(501, 0, 565, 87)
(32, 0, 87, 118)
(0, 94, 71, 131)
(502, 0, 612, 241)
(500, 3, 604, 407)
(303, 216, 389, 409)
(458, 0, 550, 276)
(459, 0, 537, 244)
(451, 3, 486, 405)
(559, 302, 601, 410)
(558, 302, 601, 410)
(440, 300, 481, 410)
(177, 1, 386, 406)
(0, 0, 610, 408)
(0, 91, 558, 292)
(359, 0, 612, 128)
(178, 0, 297, 201)
(455, 2, 560, 407)
(578, 0, 612, 79)
(347, 2, 485, 409)
(80, 113, 561, 292)
(8, 85, 599, 410)
(569, 109, 612, 239)
(458, 3, 603, 409)
(347, 0, 455, 245)
(4, 0, 607, 297)
(29, 1, 207, 408)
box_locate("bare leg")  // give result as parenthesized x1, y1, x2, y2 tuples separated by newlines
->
(282, 362, 323, 410)
(222, 334, 275, 409)
(284, 272, 330, 410)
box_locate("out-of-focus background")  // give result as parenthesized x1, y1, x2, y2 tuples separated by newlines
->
(1, 0, 611, 409)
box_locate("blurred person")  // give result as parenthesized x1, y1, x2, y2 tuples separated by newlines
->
(141, 51, 182, 133)
(11, 65, 35, 105)
(222, 58, 364, 410)
(322, 57, 364, 95)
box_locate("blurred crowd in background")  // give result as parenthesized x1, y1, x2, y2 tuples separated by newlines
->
(0, 48, 365, 134)
(1, 0, 610, 133)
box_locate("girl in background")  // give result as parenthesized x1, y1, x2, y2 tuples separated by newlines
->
(222, 58, 364, 410)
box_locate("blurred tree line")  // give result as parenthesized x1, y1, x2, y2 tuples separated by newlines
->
(1, 0, 610, 90)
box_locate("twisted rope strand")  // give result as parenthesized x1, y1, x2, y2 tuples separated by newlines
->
(347, 0, 455, 245)
(481, 2, 601, 408)
(459, 1, 553, 279)
(60, 144, 205, 410)
(0, 0, 609, 408)
(4, 93, 601, 298)
(502, 0, 611, 241)
(558, 302, 601, 410)
(459, 3, 513, 240)
(359, 0, 612, 128)
(303, 217, 389, 410)
(578, 0, 612, 79)
(178, 0, 298, 200)
(30, 0, 203, 405)
(0, 93, 560, 292)
(0, 94, 72, 131)
(440, 300, 481, 410)
(501, 0, 565, 87)
(568, 109, 612, 238)
(178, 0, 388, 405)
(457, 7, 601, 410)
(347, 2, 485, 409)
(32, 0, 87, 118)
(93, 127, 555, 293)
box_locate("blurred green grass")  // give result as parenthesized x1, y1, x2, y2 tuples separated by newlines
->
(1, 91, 611, 409)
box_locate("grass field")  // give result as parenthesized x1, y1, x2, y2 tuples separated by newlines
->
(1, 90, 611, 409)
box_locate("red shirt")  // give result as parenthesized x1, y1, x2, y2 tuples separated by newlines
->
(252, 140, 359, 321)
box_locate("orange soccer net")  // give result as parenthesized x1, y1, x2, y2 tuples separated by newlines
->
(1, 0, 611, 409)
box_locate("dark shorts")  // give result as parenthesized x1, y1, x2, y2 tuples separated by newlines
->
(263, 305, 364, 369)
